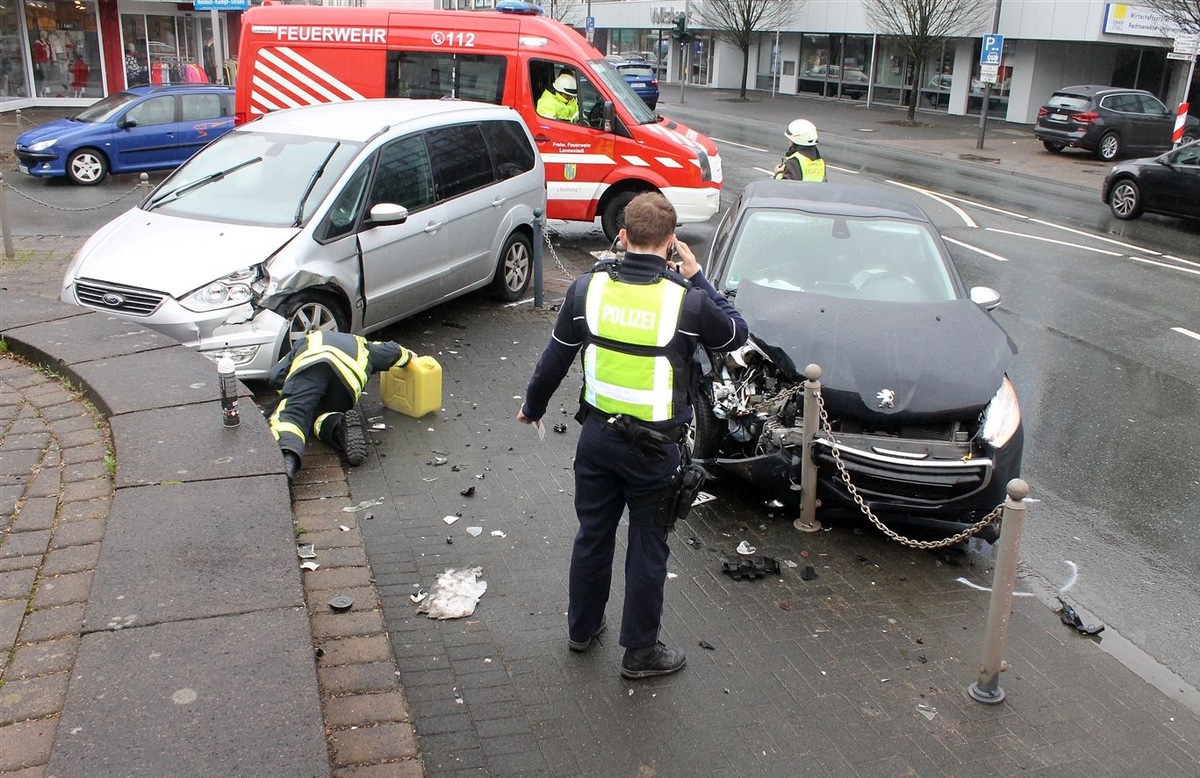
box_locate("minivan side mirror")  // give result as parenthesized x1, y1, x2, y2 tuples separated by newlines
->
(603, 100, 614, 133)
(969, 286, 1001, 310)
(368, 203, 409, 226)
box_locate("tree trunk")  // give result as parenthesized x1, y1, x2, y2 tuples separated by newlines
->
(740, 45, 751, 100)
(906, 58, 922, 123)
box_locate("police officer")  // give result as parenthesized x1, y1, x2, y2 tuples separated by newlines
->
(773, 118, 827, 182)
(536, 71, 579, 121)
(266, 331, 415, 486)
(518, 192, 747, 679)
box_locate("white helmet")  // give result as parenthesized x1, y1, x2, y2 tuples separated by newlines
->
(785, 118, 818, 146)
(553, 72, 577, 96)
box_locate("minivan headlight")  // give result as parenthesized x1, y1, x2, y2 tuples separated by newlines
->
(181, 266, 265, 312)
(29, 138, 59, 152)
(980, 376, 1021, 448)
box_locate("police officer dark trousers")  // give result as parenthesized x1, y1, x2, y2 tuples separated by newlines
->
(267, 331, 412, 483)
(518, 192, 747, 679)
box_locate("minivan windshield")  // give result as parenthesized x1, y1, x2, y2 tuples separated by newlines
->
(588, 58, 657, 124)
(146, 130, 363, 227)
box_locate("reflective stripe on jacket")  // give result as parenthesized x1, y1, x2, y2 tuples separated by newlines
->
(776, 150, 826, 182)
(286, 331, 373, 397)
(582, 272, 688, 422)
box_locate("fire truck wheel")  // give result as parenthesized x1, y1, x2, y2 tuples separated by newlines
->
(601, 191, 639, 243)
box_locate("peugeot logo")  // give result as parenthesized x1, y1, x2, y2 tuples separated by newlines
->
(876, 389, 896, 409)
(101, 293, 125, 307)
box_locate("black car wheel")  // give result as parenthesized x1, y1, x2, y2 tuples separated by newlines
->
(1181, 132, 1198, 146)
(1096, 131, 1122, 161)
(600, 190, 640, 243)
(66, 148, 108, 186)
(689, 390, 723, 461)
(279, 291, 349, 360)
(1042, 140, 1066, 153)
(490, 231, 532, 302)
(1108, 179, 1142, 220)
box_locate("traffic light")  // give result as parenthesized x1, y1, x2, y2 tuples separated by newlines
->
(671, 15, 689, 44)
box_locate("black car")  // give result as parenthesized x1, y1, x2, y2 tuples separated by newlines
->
(1034, 84, 1198, 161)
(1103, 139, 1200, 221)
(693, 181, 1023, 540)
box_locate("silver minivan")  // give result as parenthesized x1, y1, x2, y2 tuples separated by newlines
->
(61, 99, 545, 378)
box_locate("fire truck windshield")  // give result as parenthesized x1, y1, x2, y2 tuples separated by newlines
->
(588, 59, 658, 124)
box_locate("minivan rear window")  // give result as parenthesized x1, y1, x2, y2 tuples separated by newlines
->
(481, 120, 535, 179)
(1046, 93, 1091, 111)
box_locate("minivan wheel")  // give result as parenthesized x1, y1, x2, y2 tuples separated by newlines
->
(279, 291, 349, 359)
(600, 190, 639, 243)
(1108, 179, 1142, 220)
(491, 231, 532, 302)
(1042, 140, 1065, 153)
(66, 148, 108, 185)
(1096, 132, 1122, 161)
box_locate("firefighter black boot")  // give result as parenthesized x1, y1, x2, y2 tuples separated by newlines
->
(335, 409, 368, 467)
(282, 450, 301, 503)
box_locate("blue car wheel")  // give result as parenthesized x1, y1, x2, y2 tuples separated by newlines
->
(67, 148, 108, 186)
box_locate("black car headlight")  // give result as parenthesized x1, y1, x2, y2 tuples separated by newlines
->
(980, 376, 1021, 448)
(181, 266, 266, 312)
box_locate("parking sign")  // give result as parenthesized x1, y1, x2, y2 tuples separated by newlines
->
(981, 34, 1004, 66)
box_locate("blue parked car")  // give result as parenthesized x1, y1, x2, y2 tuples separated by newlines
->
(613, 60, 659, 110)
(14, 84, 236, 185)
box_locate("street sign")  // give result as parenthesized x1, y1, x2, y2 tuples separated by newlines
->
(980, 34, 1004, 66)
(1167, 52, 1197, 61)
(1174, 33, 1198, 56)
(980, 63, 999, 84)
(193, 0, 249, 10)
(586, 15, 594, 44)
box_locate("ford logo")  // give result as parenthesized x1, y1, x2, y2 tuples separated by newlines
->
(101, 293, 125, 307)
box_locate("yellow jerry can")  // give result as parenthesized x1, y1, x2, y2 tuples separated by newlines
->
(380, 356, 442, 418)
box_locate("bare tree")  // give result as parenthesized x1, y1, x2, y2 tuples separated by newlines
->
(863, 0, 989, 122)
(694, 0, 801, 100)
(541, 0, 585, 27)
(1140, 0, 1200, 34)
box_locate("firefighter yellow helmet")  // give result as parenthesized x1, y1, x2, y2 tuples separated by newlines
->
(785, 118, 819, 146)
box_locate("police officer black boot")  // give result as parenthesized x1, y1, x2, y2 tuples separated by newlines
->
(333, 408, 367, 467)
(620, 642, 686, 679)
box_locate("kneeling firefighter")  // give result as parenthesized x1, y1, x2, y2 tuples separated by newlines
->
(265, 331, 415, 487)
(517, 192, 747, 679)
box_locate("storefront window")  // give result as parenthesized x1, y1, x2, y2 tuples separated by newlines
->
(122, 12, 218, 88)
(755, 37, 781, 91)
(26, 0, 101, 99)
(2, 3, 30, 99)
(798, 33, 830, 96)
(920, 42, 953, 112)
(873, 37, 910, 107)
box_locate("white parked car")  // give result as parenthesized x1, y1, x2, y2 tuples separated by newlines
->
(61, 99, 546, 378)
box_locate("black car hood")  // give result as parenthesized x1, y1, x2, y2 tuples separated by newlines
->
(734, 281, 1017, 420)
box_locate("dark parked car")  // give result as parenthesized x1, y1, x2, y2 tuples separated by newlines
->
(1103, 139, 1200, 221)
(692, 180, 1023, 540)
(1034, 84, 1198, 161)
(612, 60, 659, 109)
(14, 83, 235, 185)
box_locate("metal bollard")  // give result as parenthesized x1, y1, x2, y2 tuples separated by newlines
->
(794, 363, 822, 533)
(968, 478, 1030, 705)
(0, 173, 13, 260)
(139, 172, 150, 199)
(532, 207, 544, 309)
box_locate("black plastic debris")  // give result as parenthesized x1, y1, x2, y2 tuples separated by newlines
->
(461, 486, 476, 497)
(721, 555, 780, 580)
(363, 512, 375, 521)
(328, 595, 354, 613)
(1057, 597, 1105, 635)
(685, 536, 703, 549)
(699, 640, 715, 651)
(553, 423, 568, 434)
(800, 565, 819, 581)
(451, 464, 462, 472)
(442, 320, 467, 329)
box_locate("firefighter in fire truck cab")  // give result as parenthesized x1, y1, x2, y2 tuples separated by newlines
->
(537, 71, 579, 122)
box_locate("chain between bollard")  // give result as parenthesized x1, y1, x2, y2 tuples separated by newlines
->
(812, 387, 1004, 549)
(540, 223, 579, 281)
(0, 178, 144, 212)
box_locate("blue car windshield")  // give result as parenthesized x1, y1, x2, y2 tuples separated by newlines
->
(587, 58, 657, 124)
(74, 91, 143, 123)
(146, 130, 363, 227)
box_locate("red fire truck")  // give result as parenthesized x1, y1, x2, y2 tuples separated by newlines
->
(235, 2, 723, 239)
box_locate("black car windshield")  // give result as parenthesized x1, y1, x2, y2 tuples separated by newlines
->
(74, 91, 142, 123)
(719, 209, 957, 303)
(587, 58, 657, 124)
(145, 130, 362, 227)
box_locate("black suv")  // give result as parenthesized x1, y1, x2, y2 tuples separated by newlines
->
(1034, 84, 1198, 161)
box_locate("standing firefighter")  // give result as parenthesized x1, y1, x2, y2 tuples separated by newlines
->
(266, 331, 415, 489)
(517, 192, 747, 679)
(774, 118, 827, 182)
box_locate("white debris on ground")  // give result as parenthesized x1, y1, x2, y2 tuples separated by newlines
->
(418, 567, 488, 619)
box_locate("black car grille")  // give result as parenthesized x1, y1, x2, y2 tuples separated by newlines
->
(813, 441, 992, 506)
(74, 279, 166, 316)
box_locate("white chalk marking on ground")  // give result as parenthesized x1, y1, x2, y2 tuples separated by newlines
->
(943, 236, 1010, 262)
(956, 577, 1035, 596)
(1059, 560, 1079, 594)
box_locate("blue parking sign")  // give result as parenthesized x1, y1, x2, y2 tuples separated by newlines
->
(981, 34, 1004, 66)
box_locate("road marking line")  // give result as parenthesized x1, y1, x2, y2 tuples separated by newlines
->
(827, 164, 859, 175)
(1163, 254, 1200, 270)
(921, 191, 1027, 220)
(1131, 256, 1200, 277)
(710, 137, 769, 152)
(753, 166, 776, 176)
(984, 227, 1123, 255)
(1028, 217, 1161, 256)
(943, 236, 1009, 261)
(1172, 327, 1200, 342)
(886, 180, 977, 227)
